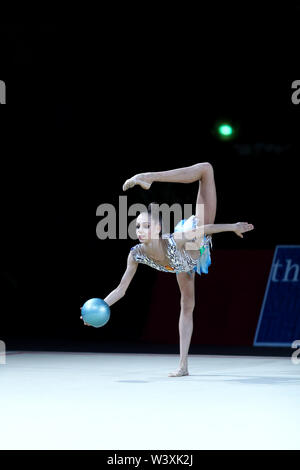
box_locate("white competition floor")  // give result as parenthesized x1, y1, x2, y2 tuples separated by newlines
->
(0, 352, 299, 450)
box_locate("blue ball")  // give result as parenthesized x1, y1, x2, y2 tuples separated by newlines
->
(81, 298, 110, 328)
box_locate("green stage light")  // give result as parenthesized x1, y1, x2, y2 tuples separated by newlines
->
(212, 120, 238, 141)
(218, 124, 233, 137)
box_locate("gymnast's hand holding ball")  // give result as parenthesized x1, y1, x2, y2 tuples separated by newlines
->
(80, 298, 111, 328)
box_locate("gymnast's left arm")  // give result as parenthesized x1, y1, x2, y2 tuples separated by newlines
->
(173, 222, 254, 248)
(202, 222, 254, 238)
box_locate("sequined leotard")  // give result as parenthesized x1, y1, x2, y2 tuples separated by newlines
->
(130, 215, 212, 276)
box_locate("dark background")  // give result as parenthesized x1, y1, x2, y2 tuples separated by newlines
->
(0, 22, 299, 356)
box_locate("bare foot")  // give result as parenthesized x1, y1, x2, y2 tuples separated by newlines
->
(168, 367, 189, 377)
(122, 173, 152, 191)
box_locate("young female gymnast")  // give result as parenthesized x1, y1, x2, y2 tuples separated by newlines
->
(81, 162, 254, 377)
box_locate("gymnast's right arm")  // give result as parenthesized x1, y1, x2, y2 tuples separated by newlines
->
(103, 252, 138, 307)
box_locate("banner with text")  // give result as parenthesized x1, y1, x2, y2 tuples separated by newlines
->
(254, 245, 300, 347)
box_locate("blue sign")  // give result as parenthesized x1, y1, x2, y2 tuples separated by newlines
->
(254, 245, 300, 347)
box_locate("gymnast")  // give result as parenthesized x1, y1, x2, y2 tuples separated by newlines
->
(82, 162, 254, 377)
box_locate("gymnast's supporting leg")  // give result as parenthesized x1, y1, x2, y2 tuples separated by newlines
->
(168, 272, 195, 377)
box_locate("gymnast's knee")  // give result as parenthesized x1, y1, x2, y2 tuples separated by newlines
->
(200, 162, 214, 174)
(180, 297, 195, 314)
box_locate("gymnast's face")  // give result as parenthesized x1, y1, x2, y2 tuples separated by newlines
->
(136, 212, 161, 243)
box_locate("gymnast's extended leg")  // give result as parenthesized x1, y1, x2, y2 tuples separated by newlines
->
(123, 162, 217, 225)
(123, 161, 211, 189)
